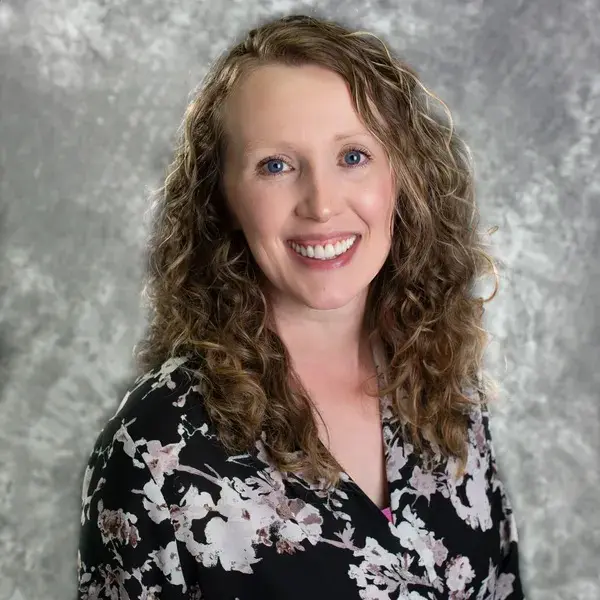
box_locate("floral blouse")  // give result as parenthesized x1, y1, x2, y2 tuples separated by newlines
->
(77, 354, 524, 599)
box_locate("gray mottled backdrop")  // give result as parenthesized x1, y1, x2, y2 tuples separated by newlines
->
(0, 0, 598, 599)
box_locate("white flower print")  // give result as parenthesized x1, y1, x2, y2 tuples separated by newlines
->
(494, 573, 516, 600)
(441, 425, 493, 531)
(80, 463, 101, 526)
(114, 420, 146, 468)
(200, 513, 264, 573)
(349, 536, 404, 597)
(142, 439, 184, 487)
(170, 456, 327, 574)
(152, 540, 187, 589)
(114, 356, 190, 416)
(140, 476, 172, 525)
(425, 534, 449, 568)
(445, 556, 475, 592)
(393, 505, 439, 583)
(409, 465, 438, 502)
(96, 499, 140, 548)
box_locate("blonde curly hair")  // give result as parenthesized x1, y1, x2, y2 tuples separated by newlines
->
(134, 13, 501, 486)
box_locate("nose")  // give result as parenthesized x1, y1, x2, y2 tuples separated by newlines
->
(294, 165, 343, 222)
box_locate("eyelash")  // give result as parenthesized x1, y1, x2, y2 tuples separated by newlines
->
(256, 146, 373, 177)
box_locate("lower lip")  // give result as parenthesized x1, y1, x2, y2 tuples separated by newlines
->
(287, 237, 361, 270)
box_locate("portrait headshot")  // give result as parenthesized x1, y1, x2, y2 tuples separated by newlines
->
(77, 13, 523, 599)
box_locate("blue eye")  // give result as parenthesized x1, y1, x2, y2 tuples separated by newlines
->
(344, 150, 363, 166)
(265, 159, 285, 174)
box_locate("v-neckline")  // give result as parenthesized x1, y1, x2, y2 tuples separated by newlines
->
(316, 334, 394, 520)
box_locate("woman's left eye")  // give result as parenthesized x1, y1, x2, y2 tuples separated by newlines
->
(343, 149, 369, 166)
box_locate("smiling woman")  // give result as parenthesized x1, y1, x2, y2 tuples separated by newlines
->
(76, 13, 524, 600)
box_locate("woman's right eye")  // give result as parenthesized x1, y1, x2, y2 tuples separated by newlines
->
(258, 157, 290, 176)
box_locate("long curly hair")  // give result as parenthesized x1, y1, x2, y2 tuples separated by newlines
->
(134, 13, 501, 486)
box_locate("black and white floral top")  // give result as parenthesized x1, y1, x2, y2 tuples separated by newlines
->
(77, 354, 524, 599)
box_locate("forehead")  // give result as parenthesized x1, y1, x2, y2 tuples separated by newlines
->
(222, 63, 370, 155)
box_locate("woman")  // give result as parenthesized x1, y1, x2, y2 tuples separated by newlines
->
(77, 14, 524, 600)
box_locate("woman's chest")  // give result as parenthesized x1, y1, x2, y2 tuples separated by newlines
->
(173, 434, 502, 600)
(309, 384, 388, 508)
(185, 469, 502, 600)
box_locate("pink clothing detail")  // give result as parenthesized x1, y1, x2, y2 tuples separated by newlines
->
(381, 507, 392, 522)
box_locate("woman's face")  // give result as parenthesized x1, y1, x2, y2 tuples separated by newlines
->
(221, 63, 396, 312)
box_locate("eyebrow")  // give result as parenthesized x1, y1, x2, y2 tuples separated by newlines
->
(241, 131, 371, 155)
(333, 131, 370, 141)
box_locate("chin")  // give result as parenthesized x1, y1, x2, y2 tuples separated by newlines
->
(296, 288, 365, 312)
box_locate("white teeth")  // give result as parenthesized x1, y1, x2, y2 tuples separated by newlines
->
(290, 235, 357, 260)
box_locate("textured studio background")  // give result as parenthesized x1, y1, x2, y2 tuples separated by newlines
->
(0, 0, 599, 599)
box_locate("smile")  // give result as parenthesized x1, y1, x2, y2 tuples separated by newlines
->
(289, 235, 358, 260)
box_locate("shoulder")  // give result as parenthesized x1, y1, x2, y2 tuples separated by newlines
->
(97, 356, 208, 450)
(78, 356, 208, 595)
(82, 356, 218, 503)
(466, 399, 492, 454)
(458, 396, 508, 488)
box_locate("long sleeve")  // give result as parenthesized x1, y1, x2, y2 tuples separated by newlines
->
(77, 422, 200, 599)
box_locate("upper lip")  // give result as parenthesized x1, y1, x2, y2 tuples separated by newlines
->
(287, 232, 360, 245)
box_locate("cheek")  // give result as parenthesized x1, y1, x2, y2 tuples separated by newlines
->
(231, 189, 287, 245)
(360, 179, 396, 234)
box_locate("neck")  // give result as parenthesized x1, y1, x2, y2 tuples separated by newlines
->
(269, 290, 371, 371)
